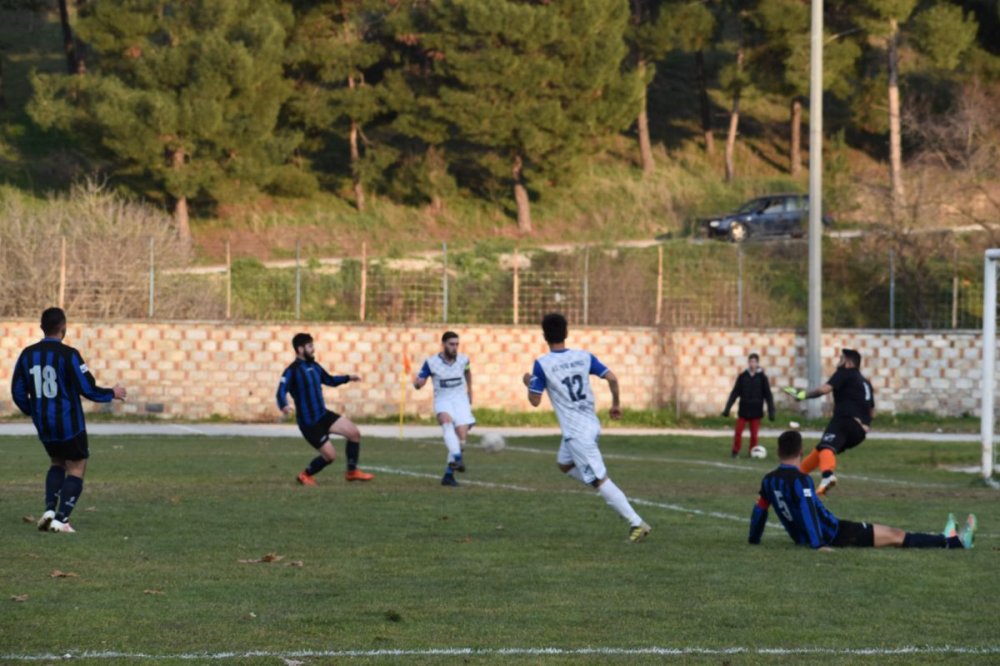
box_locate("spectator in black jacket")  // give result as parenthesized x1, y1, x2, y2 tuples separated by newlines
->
(722, 353, 775, 458)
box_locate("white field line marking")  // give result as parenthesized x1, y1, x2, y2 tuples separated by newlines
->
(366, 465, 772, 530)
(503, 444, 959, 490)
(4, 645, 1000, 661)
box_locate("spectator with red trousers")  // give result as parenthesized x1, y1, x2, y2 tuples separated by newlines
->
(722, 353, 775, 458)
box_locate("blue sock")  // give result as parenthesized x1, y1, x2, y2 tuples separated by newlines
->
(45, 466, 65, 512)
(902, 532, 947, 548)
(305, 456, 330, 476)
(55, 476, 83, 522)
(346, 441, 360, 471)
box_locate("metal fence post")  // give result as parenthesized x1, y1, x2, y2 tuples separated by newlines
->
(442, 242, 448, 324)
(512, 249, 520, 325)
(952, 275, 959, 329)
(295, 240, 301, 321)
(58, 237, 66, 309)
(737, 244, 744, 326)
(655, 245, 663, 326)
(360, 242, 367, 322)
(889, 249, 895, 329)
(148, 237, 155, 318)
(225, 240, 232, 320)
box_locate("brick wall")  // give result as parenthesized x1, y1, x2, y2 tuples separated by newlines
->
(0, 321, 988, 420)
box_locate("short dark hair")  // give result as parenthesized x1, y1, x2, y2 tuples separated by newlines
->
(442, 331, 459, 344)
(748, 353, 759, 362)
(777, 430, 803, 459)
(842, 348, 862, 368)
(292, 332, 313, 352)
(41, 307, 66, 336)
(541, 313, 568, 344)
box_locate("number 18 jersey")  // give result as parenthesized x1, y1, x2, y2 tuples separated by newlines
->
(528, 348, 609, 437)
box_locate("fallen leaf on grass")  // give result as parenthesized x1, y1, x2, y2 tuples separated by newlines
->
(11, 594, 29, 602)
(50, 570, 78, 578)
(238, 553, 285, 564)
(22, 515, 36, 524)
(143, 589, 165, 596)
(84, 507, 98, 512)
(455, 536, 472, 544)
(286, 560, 304, 567)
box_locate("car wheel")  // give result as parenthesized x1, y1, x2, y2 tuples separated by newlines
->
(729, 222, 747, 242)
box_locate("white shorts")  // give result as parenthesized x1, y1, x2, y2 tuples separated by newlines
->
(434, 394, 475, 427)
(556, 428, 607, 485)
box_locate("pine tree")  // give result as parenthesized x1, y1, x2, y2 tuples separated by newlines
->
(661, 1, 717, 155)
(626, 0, 674, 173)
(286, 0, 387, 212)
(857, 0, 977, 219)
(406, 0, 642, 233)
(28, 0, 298, 242)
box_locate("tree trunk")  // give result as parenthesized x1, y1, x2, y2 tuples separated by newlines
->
(347, 75, 366, 213)
(724, 47, 744, 183)
(636, 62, 654, 173)
(427, 146, 444, 214)
(57, 0, 78, 75)
(790, 97, 802, 177)
(887, 18, 905, 218)
(696, 50, 714, 154)
(171, 148, 191, 244)
(512, 154, 532, 234)
(349, 120, 365, 213)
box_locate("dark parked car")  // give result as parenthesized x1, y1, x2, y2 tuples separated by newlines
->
(702, 194, 832, 242)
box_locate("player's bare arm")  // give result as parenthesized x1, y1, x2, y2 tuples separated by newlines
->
(604, 370, 622, 420)
(523, 373, 542, 407)
(413, 375, 428, 390)
(465, 368, 472, 404)
(112, 384, 127, 400)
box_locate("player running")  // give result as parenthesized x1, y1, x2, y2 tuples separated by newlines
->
(749, 430, 976, 550)
(276, 333, 374, 485)
(10, 307, 127, 533)
(786, 348, 874, 495)
(413, 331, 474, 487)
(523, 313, 651, 543)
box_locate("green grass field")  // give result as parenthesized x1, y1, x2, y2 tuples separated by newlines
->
(1, 432, 998, 665)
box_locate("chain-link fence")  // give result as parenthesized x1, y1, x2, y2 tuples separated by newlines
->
(8, 234, 983, 330)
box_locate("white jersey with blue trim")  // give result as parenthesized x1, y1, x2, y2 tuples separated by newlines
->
(418, 353, 470, 400)
(528, 348, 609, 437)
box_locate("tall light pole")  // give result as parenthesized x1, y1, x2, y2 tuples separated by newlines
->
(807, 0, 824, 418)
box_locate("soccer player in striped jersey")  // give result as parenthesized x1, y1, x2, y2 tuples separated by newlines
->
(749, 430, 976, 550)
(276, 333, 374, 485)
(791, 348, 875, 495)
(10, 308, 127, 533)
(523, 313, 651, 543)
(413, 331, 474, 487)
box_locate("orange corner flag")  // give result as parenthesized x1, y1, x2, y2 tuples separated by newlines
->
(403, 350, 412, 375)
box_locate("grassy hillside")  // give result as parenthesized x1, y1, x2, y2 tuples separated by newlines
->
(0, 3, 970, 265)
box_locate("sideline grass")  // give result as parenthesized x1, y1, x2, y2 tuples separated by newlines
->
(1, 433, 997, 665)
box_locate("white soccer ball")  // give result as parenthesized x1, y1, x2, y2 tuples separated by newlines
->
(481, 432, 506, 453)
(750, 445, 767, 460)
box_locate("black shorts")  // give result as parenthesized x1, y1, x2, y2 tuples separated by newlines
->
(817, 416, 867, 454)
(831, 520, 875, 548)
(43, 431, 90, 461)
(300, 410, 341, 449)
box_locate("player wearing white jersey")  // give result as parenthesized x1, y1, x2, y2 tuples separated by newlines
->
(523, 313, 651, 543)
(414, 331, 474, 487)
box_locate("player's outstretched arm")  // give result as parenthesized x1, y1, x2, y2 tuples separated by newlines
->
(73, 352, 118, 403)
(748, 497, 769, 544)
(465, 368, 472, 404)
(523, 372, 542, 407)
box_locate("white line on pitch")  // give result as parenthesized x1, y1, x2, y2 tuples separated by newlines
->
(4, 645, 1000, 661)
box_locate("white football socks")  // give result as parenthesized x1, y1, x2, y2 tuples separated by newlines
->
(441, 422, 461, 461)
(597, 478, 643, 528)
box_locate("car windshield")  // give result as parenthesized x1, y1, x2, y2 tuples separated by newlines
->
(735, 199, 766, 214)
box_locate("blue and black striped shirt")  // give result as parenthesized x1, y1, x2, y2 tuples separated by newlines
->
(748, 464, 840, 548)
(11, 337, 115, 443)
(276, 360, 351, 428)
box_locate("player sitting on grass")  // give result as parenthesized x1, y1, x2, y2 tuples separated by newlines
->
(749, 430, 976, 550)
(276, 333, 374, 485)
(785, 348, 874, 495)
(413, 331, 474, 487)
(523, 313, 651, 544)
